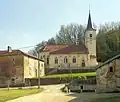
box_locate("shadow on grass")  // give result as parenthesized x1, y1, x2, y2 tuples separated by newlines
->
(65, 92, 120, 102)
(90, 96, 120, 102)
(60, 86, 97, 102)
(66, 92, 98, 102)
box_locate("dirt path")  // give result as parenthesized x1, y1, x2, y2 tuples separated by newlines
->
(7, 84, 120, 102)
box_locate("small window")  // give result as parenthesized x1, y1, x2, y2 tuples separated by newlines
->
(109, 66, 113, 72)
(55, 57, 58, 64)
(47, 57, 49, 65)
(11, 78, 15, 82)
(81, 85, 83, 89)
(73, 56, 76, 63)
(90, 34, 92, 37)
(64, 56, 68, 63)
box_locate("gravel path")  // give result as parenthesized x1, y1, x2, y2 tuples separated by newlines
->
(7, 84, 76, 102)
(7, 84, 120, 102)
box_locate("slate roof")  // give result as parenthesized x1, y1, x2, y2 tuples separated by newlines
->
(86, 11, 96, 31)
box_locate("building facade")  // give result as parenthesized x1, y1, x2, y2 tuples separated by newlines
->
(0, 50, 44, 87)
(39, 11, 98, 69)
(96, 54, 120, 93)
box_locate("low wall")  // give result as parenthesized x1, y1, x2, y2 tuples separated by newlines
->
(0, 77, 96, 88)
(28, 77, 96, 86)
(69, 84, 96, 91)
(0, 78, 65, 88)
(27, 78, 67, 86)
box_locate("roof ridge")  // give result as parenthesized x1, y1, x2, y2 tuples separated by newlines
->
(96, 54, 120, 70)
(0, 50, 44, 62)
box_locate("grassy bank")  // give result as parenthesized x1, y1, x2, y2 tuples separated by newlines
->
(0, 88, 42, 102)
(92, 96, 120, 102)
(42, 72, 96, 78)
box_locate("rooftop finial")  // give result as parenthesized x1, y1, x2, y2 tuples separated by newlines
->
(86, 4, 93, 30)
(89, 4, 90, 12)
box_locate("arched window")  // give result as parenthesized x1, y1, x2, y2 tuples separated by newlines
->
(64, 56, 68, 63)
(82, 60, 85, 67)
(73, 56, 76, 63)
(55, 57, 58, 64)
(109, 63, 114, 72)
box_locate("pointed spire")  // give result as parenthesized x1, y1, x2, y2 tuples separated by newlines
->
(87, 9, 93, 30)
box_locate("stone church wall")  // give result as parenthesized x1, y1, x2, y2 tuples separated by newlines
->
(49, 54, 89, 68)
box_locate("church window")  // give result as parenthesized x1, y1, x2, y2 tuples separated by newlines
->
(64, 56, 68, 63)
(73, 56, 76, 63)
(90, 34, 92, 37)
(82, 60, 85, 67)
(55, 57, 58, 64)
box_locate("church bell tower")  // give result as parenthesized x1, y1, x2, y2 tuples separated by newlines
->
(85, 10, 97, 66)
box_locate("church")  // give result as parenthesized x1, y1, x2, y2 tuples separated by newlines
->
(39, 11, 98, 69)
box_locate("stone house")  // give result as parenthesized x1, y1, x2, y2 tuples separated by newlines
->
(0, 50, 44, 87)
(39, 11, 98, 69)
(96, 54, 120, 93)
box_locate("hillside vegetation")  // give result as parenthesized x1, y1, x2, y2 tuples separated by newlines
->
(28, 22, 120, 62)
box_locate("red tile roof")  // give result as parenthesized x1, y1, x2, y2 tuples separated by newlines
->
(42, 44, 68, 52)
(0, 50, 44, 62)
(0, 50, 22, 55)
(43, 44, 88, 54)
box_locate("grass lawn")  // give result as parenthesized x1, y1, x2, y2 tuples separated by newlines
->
(42, 72, 96, 78)
(0, 88, 42, 102)
(92, 96, 120, 102)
